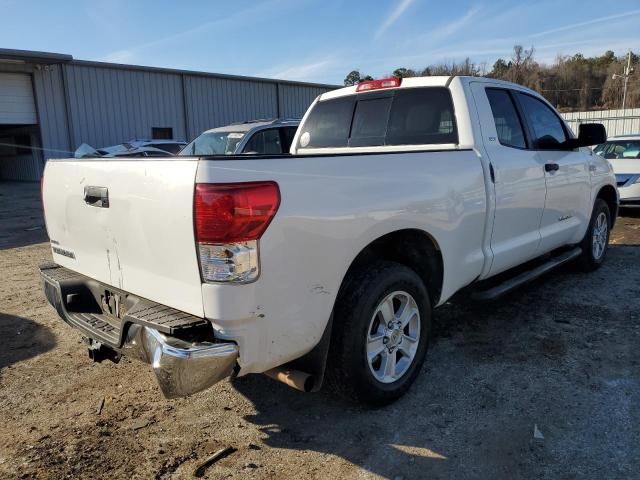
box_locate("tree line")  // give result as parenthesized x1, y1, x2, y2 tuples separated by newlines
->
(344, 46, 639, 112)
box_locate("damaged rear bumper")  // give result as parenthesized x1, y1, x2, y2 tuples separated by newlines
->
(39, 263, 238, 398)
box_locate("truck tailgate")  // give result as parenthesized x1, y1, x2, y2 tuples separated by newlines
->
(42, 159, 204, 317)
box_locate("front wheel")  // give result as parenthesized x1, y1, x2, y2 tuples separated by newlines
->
(576, 198, 611, 271)
(326, 261, 431, 406)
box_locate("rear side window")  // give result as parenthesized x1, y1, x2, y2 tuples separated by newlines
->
(516, 93, 567, 148)
(300, 97, 354, 148)
(243, 128, 282, 154)
(387, 89, 457, 145)
(298, 87, 457, 149)
(486, 89, 527, 149)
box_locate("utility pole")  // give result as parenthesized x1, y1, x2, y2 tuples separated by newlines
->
(612, 49, 634, 110)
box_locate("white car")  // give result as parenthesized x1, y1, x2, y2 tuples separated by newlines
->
(75, 139, 187, 158)
(594, 135, 640, 206)
(40, 76, 617, 405)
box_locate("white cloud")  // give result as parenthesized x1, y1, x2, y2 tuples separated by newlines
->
(99, 49, 136, 64)
(427, 6, 480, 41)
(528, 8, 640, 39)
(97, 0, 287, 64)
(259, 59, 335, 82)
(382, 4, 640, 72)
(375, 0, 416, 39)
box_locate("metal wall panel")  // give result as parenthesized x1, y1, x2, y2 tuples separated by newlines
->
(278, 84, 327, 118)
(184, 75, 279, 140)
(33, 66, 72, 159)
(562, 109, 640, 137)
(64, 64, 187, 148)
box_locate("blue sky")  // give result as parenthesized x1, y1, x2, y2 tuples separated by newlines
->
(1, 0, 639, 85)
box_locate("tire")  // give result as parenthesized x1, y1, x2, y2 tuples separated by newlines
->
(576, 198, 611, 271)
(326, 261, 431, 406)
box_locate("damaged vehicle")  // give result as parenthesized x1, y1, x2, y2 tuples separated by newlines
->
(41, 76, 617, 405)
(74, 139, 187, 158)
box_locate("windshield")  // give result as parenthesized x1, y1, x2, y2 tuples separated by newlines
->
(179, 131, 245, 156)
(594, 140, 640, 159)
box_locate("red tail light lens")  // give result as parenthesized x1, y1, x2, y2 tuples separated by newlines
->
(356, 77, 402, 92)
(194, 182, 280, 244)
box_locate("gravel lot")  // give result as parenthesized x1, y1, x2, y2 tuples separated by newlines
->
(1, 181, 638, 479)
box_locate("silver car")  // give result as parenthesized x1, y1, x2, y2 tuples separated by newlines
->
(179, 119, 300, 156)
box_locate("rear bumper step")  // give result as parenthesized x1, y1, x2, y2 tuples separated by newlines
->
(40, 263, 238, 398)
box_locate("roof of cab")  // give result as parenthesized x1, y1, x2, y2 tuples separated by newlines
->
(317, 75, 539, 102)
(319, 76, 453, 101)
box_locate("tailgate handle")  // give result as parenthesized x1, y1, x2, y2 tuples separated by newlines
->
(84, 186, 109, 208)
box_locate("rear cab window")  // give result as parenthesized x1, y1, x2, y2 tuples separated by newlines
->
(297, 87, 458, 151)
(486, 89, 527, 149)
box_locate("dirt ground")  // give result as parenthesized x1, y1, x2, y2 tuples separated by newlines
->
(1, 181, 638, 480)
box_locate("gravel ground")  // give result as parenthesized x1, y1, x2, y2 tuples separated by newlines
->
(1, 181, 638, 479)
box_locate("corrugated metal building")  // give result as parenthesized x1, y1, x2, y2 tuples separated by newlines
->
(0, 48, 337, 181)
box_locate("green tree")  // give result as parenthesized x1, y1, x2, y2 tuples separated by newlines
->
(344, 70, 361, 86)
(343, 47, 640, 110)
(344, 70, 373, 86)
(489, 58, 509, 78)
(392, 68, 416, 78)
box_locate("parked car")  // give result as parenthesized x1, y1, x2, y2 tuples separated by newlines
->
(594, 134, 640, 206)
(40, 76, 617, 405)
(74, 139, 187, 158)
(178, 119, 299, 156)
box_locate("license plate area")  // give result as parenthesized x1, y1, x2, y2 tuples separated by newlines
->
(100, 289, 130, 321)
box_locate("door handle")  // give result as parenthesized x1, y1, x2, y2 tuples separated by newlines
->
(84, 186, 109, 208)
(544, 163, 559, 172)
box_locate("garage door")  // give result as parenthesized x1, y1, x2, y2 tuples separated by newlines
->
(0, 73, 37, 124)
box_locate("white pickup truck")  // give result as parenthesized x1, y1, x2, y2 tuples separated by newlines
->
(40, 76, 617, 405)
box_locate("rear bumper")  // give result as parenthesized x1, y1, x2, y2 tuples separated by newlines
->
(121, 323, 238, 398)
(40, 263, 238, 398)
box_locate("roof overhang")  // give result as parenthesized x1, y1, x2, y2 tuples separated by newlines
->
(0, 48, 73, 65)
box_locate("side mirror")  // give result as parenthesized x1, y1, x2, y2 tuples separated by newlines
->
(576, 123, 606, 147)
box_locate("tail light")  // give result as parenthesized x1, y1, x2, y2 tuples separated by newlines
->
(194, 182, 280, 283)
(356, 77, 402, 92)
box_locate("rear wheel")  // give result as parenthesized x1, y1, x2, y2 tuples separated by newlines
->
(327, 261, 431, 406)
(576, 198, 610, 271)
